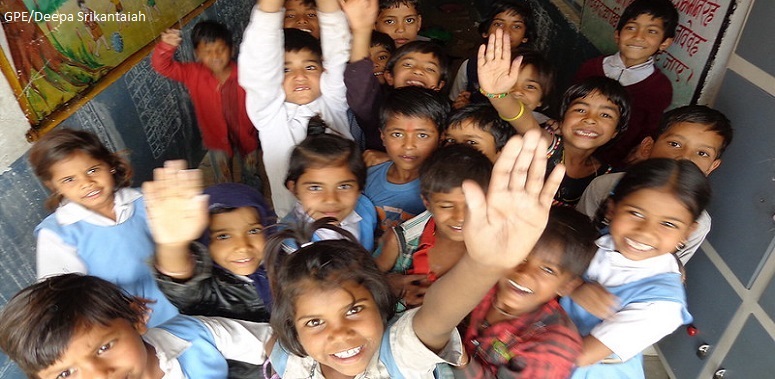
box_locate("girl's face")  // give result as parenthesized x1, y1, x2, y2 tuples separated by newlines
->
(608, 188, 696, 261)
(485, 11, 528, 49)
(294, 280, 384, 377)
(369, 45, 391, 85)
(208, 207, 265, 276)
(47, 151, 116, 219)
(288, 165, 360, 222)
(509, 63, 544, 112)
(560, 90, 620, 151)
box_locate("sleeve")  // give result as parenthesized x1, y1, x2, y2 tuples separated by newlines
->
(36, 228, 87, 280)
(154, 243, 215, 311)
(448, 59, 469, 102)
(345, 58, 381, 122)
(195, 316, 273, 366)
(318, 9, 353, 138)
(572, 57, 599, 84)
(151, 42, 191, 83)
(576, 174, 618, 219)
(389, 308, 465, 374)
(590, 301, 685, 362)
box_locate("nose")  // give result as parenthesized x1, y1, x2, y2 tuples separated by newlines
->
(453, 206, 465, 223)
(396, 22, 405, 33)
(402, 135, 416, 150)
(327, 322, 355, 341)
(297, 16, 308, 25)
(82, 359, 111, 379)
(322, 188, 339, 204)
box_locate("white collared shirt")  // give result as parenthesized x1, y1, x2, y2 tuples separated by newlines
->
(292, 202, 363, 243)
(602, 53, 655, 86)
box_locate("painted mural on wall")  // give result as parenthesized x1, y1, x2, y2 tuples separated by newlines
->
(579, 0, 733, 109)
(0, 0, 208, 126)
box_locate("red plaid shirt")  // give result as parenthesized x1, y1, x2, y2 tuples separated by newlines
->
(455, 288, 582, 379)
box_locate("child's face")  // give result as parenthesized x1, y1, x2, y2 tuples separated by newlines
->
(608, 188, 696, 261)
(208, 206, 266, 276)
(47, 151, 116, 217)
(36, 319, 156, 379)
(615, 14, 673, 67)
(294, 280, 384, 377)
(283, 0, 319, 38)
(381, 115, 440, 175)
(647, 122, 724, 175)
(369, 45, 392, 84)
(484, 11, 528, 49)
(509, 63, 544, 112)
(195, 40, 232, 74)
(288, 165, 360, 222)
(444, 120, 499, 162)
(384, 52, 444, 90)
(560, 91, 620, 151)
(495, 246, 577, 316)
(424, 188, 466, 242)
(375, 4, 421, 48)
(283, 49, 323, 105)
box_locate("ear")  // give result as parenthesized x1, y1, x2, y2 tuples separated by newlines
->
(639, 136, 655, 158)
(557, 277, 584, 297)
(417, 15, 422, 30)
(604, 198, 615, 222)
(384, 70, 395, 86)
(706, 159, 722, 176)
(421, 195, 430, 210)
(286, 180, 296, 193)
(659, 37, 674, 52)
(613, 30, 621, 45)
(434, 80, 446, 91)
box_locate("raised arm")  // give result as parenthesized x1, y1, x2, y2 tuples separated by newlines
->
(341, 0, 378, 62)
(258, 0, 283, 12)
(414, 130, 565, 351)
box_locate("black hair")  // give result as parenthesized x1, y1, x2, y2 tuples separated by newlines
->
(617, 0, 679, 40)
(420, 144, 493, 198)
(535, 207, 598, 277)
(263, 219, 396, 357)
(371, 30, 397, 53)
(284, 27, 322, 61)
(378, 0, 419, 11)
(386, 41, 450, 84)
(446, 103, 516, 151)
(560, 76, 631, 134)
(285, 132, 366, 191)
(0, 274, 148, 378)
(192, 20, 233, 50)
(657, 105, 734, 159)
(478, 0, 536, 45)
(514, 47, 556, 107)
(379, 86, 450, 133)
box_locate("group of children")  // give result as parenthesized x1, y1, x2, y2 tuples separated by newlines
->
(0, 0, 739, 378)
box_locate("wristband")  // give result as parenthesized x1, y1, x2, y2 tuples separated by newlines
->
(500, 100, 525, 121)
(478, 88, 509, 99)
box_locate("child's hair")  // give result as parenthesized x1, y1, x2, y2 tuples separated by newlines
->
(191, 20, 234, 50)
(0, 274, 148, 377)
(560, 76, 631, 134)
(379, 86, 450, 132)
(264, 220, 396, 356)
(371, 30, 397, 53)
(617, 0, 679, 40)
(478, 0, 536, 44)
(595, 158, 711, 228)
(28, 128, 133, 211)
(385, 41, 450, 84)
(419, 144, 493, 198)
(657, 104, 734, 158)
(199, 183, 278, 245)
(446, 103, 516, 151)
(285, 133, 366, 191)
(284, 27, 322, 61)
(514, 47, 556, 107)
(536, 207, 598, 277)
(378, 0, 418, 11)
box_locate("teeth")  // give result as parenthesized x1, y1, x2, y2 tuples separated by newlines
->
(300, 28, 312, 33)
(625, 238, 654, 251)
(86, 190, 100, 197)
(508, 279, 534, 294)
(333, 346, 362, 359)
(450, 225, 462, 231)
(406, 80, 425, 87)
(574, 130, 599, 137)
(294, 87, 309, 92)
(235, 258, 252, 263)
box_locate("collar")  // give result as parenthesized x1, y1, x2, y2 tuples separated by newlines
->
(602, 53, 655, 86)
(54, 188, 142, 226)
(280, 344, 386, 378)
(292, 202, 364, 241)
(143, 326, 191, 376)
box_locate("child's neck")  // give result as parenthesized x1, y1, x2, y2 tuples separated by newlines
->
(561, 145, 601, 179)
(212, 65, 232, 84)
(427, 236, 467, 278)
(92, 195, 117, 221)
(320, 364, 356, 379)
(386, 164, 419, 184)
(143, 342, 165, 379)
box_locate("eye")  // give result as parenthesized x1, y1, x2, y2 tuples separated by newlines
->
(600, 112, 613, 119)
(346, 304, 364, 316)
(306, 185, 323, 192)
(390, 132, 404, 138)
(405, 17, 416, 24)
(697, 151, 711, 158)
(573, 108, 586, 114)
(511, 24, 522, 30)
(660, 221, 678, 229)
(667, 141, 681, 148)
(628, 210, 644, 219)
(285, 13, 295, 19)
(383, 19, 395, 25)
(624, 25, 636, 31)
(648, 29, 659, 34)
(283, 67, 291, 73)
(443, 137, 456, 144)
(492, 21, 503, 28)
(61, 177, 74, 184)
(466, 140, 478, 145)
(401, 62, 412, 68)
(525, 84, 538, 91)
(425, 66, 437, 73)
(305, 65, 319, 71)
(305, 318, 323, 327)
(541, 266, 557, 275)
(215, 233, 231, 241)
(86, 167, 98, 175)
(338, 183, 354, 190)
(248, 227, 263, 235)
(55, 369, 75, 379)
(377, 54, 389, 61)
(307, 12, 317, 18)
(417, 133, 430, 139)
(97, 341, 114, 355)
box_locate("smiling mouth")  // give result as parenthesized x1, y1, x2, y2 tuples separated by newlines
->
(405, 80, 426, 87)
(299, 28, 313, 33)
(508, 279, 534, 294)
(233, 257, 254, 264)
(574, 129, 600, 138)
(294, 86, 310, 92)
(625, 238, 654, 252)
(84, 189, 101, 198)
(332, 345, 363, 359)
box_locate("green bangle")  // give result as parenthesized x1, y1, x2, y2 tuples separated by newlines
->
(479, 88, 509, 99)
(500, 100, 525, 121)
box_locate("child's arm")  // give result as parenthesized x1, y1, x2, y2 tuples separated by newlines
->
(150, 29, 190, 82)
(143, 160, 209, 280)
(413, 129, 565, 351)
(477, 29, 548, 140)
(195, 316, 273, 365)
(569, 281, 619, 319)
(317, 0, 354, 138)
(342, 0, 377, 63)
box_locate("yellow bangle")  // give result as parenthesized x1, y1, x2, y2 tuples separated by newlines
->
(500, 100, 525, 121)
(478, 88, 509, 99)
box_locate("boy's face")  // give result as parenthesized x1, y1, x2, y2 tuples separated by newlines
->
(195, 40, 232, 74)
(209, 206, 266, 276)
(495, 245, 578, 316)
(484, 11, 528, 49)
(381, 115, 440, 175)
(561, 91, 620, 151)
(284, 0, 319, 38)
(423, 188, 466, 242)
(646, 122, 724, 175)
(47, 151, 116, 218)
(615, 14, 673, 67)
(375, 4, 421, 48)
(283, 49, 323, 105)
(369, 45, 392, 84)
(37, 319, 157, 379)
(384, 52, 444, 90)
(509, 63, 544, 112)
(444, 120, 499, 162)
(287, 165, 360, 222)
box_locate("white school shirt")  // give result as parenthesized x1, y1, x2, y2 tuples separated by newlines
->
(602, 52, 655, 86)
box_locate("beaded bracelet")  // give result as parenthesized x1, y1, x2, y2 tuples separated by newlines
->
(478, 88, 509, 99)
(500, 100, 525, 121)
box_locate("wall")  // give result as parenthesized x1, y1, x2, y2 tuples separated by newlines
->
(0, 1, 254, 377)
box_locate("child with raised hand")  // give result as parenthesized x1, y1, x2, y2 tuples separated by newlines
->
(261, 128, 565, 378)
(478, 29, 631, 207)
(0, 274, 271, 379)
(560, 158, 709, 378)
(151, 21, 262, 188)
(375, 0, 422, 48)
(284, 0, 319, 37)
(577, 105, 733, 263)
(453, 206, 598, 378)
(444, 103, 517, 162)
(31, 128, 178, 328)
(282, 132, 379, 251)
(240, 0, 353, 218)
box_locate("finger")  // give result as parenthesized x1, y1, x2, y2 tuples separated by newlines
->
(489, 135, 524, 193)
(540, 164, 565, 207)
(501, 31, 511, 61)
(510, 55, 523, 79)
(493, 28, 503, 61)
(508, 129, 543, 191)
(522, 130, 549, 195)
(462, 180, 486, 230)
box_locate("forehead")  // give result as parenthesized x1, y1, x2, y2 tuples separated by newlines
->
(298, 165, 358, 182)
(369, 45, 391, 55)
(196, 40, 230, 51)
(448, 120, 494, 138)
(571, 91, 619, 112)
(385, 115, 438, 130)
(395, 52, 439, 65)
(284, 49, 321, 64)
(294, 280, 373, 313)
(619, 188, 694, 221)
(515, 64, 540, 82)
(625, 13, 666, 29)
(659, 122, 723, 144)
(210, 206, 261, 227)
(493, 10, 525, 22)
(427, 187, 465, 202)
(51, 151, 102, 171)
(380, 4, 418, 16)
